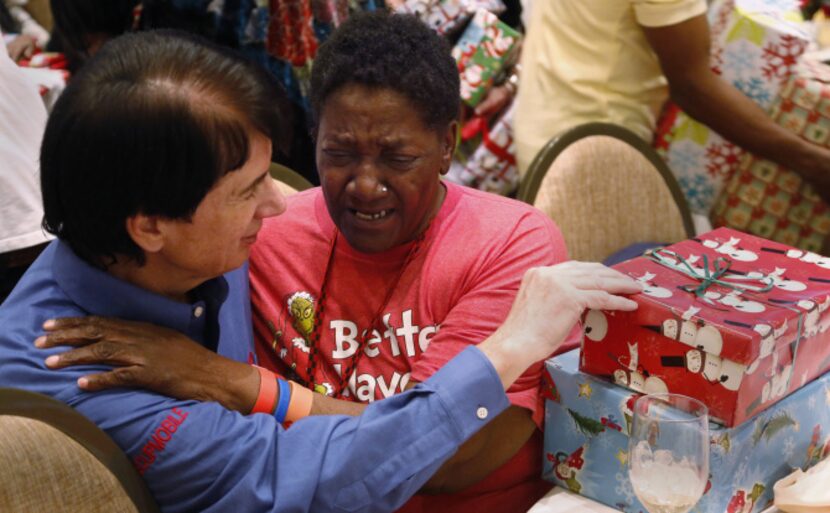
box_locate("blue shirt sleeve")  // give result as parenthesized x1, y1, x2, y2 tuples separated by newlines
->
(70, 346, 508, 513)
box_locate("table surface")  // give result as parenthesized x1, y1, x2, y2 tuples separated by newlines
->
(529, 487, 782, 513)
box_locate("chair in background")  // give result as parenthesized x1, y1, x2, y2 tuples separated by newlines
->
(269, 162, 314, 196)
(0, 388, 160, 513)
(516, 122, 695, 263)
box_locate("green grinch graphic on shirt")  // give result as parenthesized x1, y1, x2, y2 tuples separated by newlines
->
(267, 289, 440, 401)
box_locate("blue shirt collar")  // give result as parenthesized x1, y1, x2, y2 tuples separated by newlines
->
(51, 240, 229, 345)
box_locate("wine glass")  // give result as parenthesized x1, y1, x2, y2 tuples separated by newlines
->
(628, 393, 709, 513)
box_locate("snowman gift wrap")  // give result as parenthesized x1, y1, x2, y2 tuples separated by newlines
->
(579, 227, 830, 427)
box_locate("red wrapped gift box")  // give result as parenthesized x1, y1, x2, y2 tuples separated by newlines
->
(580, 227, 830, 426)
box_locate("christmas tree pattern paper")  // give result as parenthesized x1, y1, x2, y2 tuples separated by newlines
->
(543, 349, 830, 513)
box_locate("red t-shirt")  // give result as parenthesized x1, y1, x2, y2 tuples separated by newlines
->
(249, 182, 579, 512)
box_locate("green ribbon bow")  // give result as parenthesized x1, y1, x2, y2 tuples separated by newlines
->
(646, 248, 774, 301)
(647, 248, 806, 417)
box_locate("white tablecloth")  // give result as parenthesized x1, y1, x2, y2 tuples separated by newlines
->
(528, 487, 783, 513)
(527, 488, 620, 513)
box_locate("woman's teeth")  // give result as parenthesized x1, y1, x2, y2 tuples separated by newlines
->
(355, 210, 389, 221)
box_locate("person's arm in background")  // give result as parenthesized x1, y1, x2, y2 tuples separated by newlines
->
(643, 14, 830, 201)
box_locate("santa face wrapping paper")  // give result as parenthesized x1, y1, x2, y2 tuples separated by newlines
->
(712, 60, 830, 254)
(654, 0, 810, 216)
(580, 227, 830, 427)
(451, 8, 521, 108)
(543, 349, 830, 513)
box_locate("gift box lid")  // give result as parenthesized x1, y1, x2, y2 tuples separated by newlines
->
(610, 228, 830, 366)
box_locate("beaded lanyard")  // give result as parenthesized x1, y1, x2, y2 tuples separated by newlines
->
(294, 229, 426, 399)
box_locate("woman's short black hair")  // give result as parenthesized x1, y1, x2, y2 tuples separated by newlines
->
(41, 30, 284, 267)
(309, 11, 460, 131)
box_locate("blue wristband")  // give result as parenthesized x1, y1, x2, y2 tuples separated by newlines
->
(274, 378, 291, 423)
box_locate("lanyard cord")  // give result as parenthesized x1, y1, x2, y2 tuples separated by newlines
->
(297, 230, 425, 399)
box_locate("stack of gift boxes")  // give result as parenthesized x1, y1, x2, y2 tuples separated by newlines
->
(654, 0, 830, 252)
(542, 227, 830, 512)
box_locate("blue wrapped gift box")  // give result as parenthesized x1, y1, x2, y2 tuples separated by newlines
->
(543, 349, 830, 513)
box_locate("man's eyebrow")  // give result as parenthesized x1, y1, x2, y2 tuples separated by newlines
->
(240, 170, 269, 195)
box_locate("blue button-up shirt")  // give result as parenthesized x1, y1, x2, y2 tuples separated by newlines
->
(0, 241, 510, 512)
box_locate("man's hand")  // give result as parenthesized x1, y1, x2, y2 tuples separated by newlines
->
(479, 262, 641, 390)
(7, 35, 36, 62)
(36, 316, 259, 412)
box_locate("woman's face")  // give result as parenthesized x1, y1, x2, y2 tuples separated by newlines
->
(316, 84, 456, 253)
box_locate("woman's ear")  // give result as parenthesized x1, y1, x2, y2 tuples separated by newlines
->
(440, 121, 459, 176)
(125, 214, 164, 254)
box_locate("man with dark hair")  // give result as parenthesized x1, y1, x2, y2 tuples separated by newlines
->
(0, 29, 641, 512)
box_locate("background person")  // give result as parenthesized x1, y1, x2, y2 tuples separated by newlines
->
(0, 30, 51, 302)
(515, 0, 830, 203)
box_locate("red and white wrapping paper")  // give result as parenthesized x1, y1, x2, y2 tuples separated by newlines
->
(580, 227, 830, 426)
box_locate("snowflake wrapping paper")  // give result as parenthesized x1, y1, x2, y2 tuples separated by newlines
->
(543, 348, 830, 513)
(447, 102, 518, 195)
(712, 61, 830, 253)
(654, 0, 810, 216)
(580, 227, 830, 427)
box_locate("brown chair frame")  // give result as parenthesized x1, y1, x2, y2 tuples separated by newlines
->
(269, 163, 314, 192)
(516, 122, 696, 238)
(0, 388, 161, 513)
